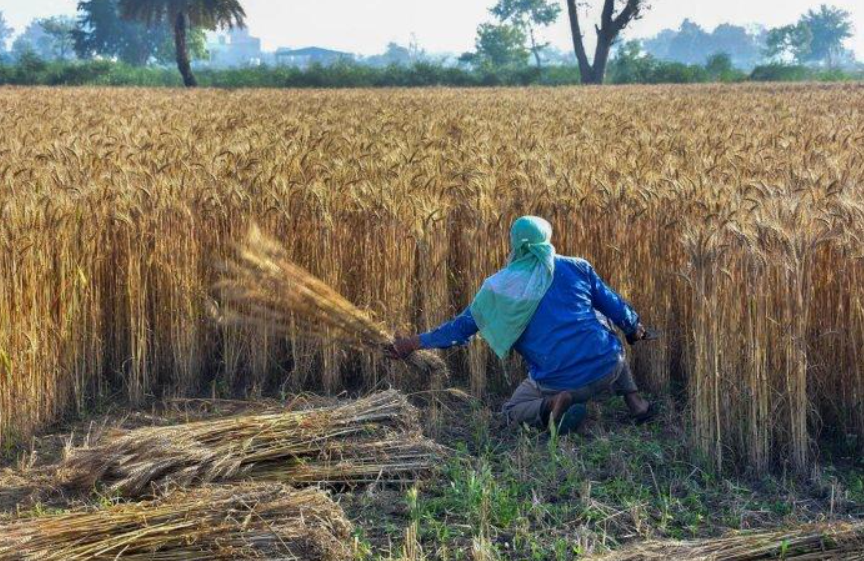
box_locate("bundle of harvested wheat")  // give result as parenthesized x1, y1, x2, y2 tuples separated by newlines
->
(595, 520, 864, 560)
(0, 483, 351, 561)
(213, 224, 448, 379)
(59, 390, 443, 496)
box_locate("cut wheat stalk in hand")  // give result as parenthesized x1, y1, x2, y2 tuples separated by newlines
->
(212, 224, 447, 379)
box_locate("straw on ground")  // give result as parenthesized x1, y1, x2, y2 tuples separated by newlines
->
(0, 483, 352, 561)
(59, 389, 443, 496)
(594, 519, 864, 560)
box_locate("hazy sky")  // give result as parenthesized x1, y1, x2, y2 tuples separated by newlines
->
(2, 0, 863, 58)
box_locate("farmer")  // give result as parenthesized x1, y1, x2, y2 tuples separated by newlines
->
(388, 216, 655, 433)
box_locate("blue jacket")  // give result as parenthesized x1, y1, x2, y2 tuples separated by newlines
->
(418, 256, 640, 390)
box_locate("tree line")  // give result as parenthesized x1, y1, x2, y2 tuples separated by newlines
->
(0, 1, 860, 87)
(2, 54, 859, 88)
(461, 1, 858, 78)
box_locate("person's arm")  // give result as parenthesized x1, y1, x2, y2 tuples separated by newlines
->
(388, 308, 479, 359)
(585, 262, 642, 339)
(419, 308, 479, 350)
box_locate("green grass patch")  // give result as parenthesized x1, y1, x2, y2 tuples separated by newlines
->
(348, 399, 862, 559)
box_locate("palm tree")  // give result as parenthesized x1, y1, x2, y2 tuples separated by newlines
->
(119, 0, 246, 87)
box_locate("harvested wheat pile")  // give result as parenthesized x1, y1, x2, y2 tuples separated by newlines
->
(596, 520, 864, 560)
(58, 390, 442, 496)
(0, 483, 352, 560)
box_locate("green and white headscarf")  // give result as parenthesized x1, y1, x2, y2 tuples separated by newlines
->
(470, 216, 556, 359)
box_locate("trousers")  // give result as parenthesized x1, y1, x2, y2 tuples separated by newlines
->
(501, 355, 638, 427)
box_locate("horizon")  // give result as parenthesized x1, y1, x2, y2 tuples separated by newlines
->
(1, 0, 863, 60)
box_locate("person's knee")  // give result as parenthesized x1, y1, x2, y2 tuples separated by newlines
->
(502, 400, 544, 428)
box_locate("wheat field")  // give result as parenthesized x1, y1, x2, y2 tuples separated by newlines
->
(1, 84, 862, 474)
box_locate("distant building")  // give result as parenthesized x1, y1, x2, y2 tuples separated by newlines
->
(274, 47, 354, 68)
(208, 28, 263, 68)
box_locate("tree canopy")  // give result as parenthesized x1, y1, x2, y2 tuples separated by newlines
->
(799, 4, 853, 65)
(153, 26, 208, 64)
(642, 20, 765, 69)
(765, 4, 853, 67)
(0, 11, 13, 53)
(11, 17, 78, 61)
(38, 16, 78, 60)
(460, 23, 530, 69)
(74, 0, 168, 65)
(490, 0, 560, 67)
(119, 0, 245, 30)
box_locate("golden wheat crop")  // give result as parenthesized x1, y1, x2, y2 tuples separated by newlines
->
(1, 84, 863, 474)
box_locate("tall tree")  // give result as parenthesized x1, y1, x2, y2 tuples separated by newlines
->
(153, 25, 208, 65)
(490, 0, 560, 68)
(640, 28, 675, 59)
(118, 0, 246, 87)
(0, 11, 13, 53)
(642, 22, 766, 69)
(460, 23, 530, 69)
(565, 0, 648, 84)
(606, 39, 653, 84)
(12, 20, 63, 60)
(765, 23, 812, 63)
(74, 0, 168, 66)
(799, 4, 853, 66)
(38, 16, 78, 60)
(666, 19, 710, 65)
(710, 24, 764, 70)
(765, 5, 853, 67)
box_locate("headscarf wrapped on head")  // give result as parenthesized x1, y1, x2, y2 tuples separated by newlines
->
(469, 216, 556, 359)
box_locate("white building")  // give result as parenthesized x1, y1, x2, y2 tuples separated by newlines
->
(207, 28, 263, 68)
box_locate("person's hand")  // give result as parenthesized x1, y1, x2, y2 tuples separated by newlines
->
(626, 324, 646, 345)
(384, 335, 421, 359)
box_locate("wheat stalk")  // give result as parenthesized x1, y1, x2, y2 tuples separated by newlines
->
(594, 519, 864, 560)
(0, 483, 352, 561)
(214, 224, 448, 380)
(2, 85, 864, 474)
